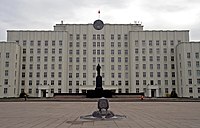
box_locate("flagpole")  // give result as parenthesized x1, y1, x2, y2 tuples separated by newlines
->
(98, 10, 100, 19)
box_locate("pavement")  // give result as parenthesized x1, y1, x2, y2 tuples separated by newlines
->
(0, 102, 200, 128)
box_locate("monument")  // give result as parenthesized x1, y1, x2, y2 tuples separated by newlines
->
(95, 64, 103, 91)
(86, 64, 113, 98)
(80, 97, 126, 120)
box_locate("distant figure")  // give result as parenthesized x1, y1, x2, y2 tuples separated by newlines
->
(96, 64, 101, 76)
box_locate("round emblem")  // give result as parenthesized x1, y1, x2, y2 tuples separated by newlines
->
(93, 20, 104, 30)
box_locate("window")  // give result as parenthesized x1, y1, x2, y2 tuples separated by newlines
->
(69, 42, 73, 47)
(23, 49, 26, 54)
(189, 87, 193, 93)
(93, 35, 96, 40)
(76, 34, 80, 40)
(171, 56, 174, 61)
(4, 79, 8, 85)
(5, 70, 8, 76)
(196, 61, 200, 67)
(59, 49, 62, 54)
(197, 70, 200, 76)
(36, 72, 40, 77)
(51, 72, 55, 78)
(30, 49, 33, 54)
(101, 34, 104, 40)
(124, 42, 128, 47)
(58, 80, 62, 85)
(97, 34, 100, 40)
(149, 40, 152, 46)
(51, 89, 54, 93)
(135, 56, 139, 61)
(37, 48, 41, 54)
(4, 88, 8, 94)
(136, 80, 139, 85)
(29, 72, 33, 77)
(83, 34, 86, 40)
(59, 56, 62, 62)
(37, 56, 40, 62)
(22, 64, 26, 70)
(188, 61, 191, 67)
(118, 42, 121, 47)
(165, 88, 168, 94)
(22, 40, 26, 46)
(37, 41, 41, 46)
(69, 81, 72, 86)
(143, 72, 146, 77)
(44, 72, 47, 77)
(30, 40, 34, 46)
(163, 48, 167, 54)
(188, 79, 192, 84)
(170, 40, 174, 45)
(136, 72, 139, 77)
(6, 53, 9, 58)
(52, 40, 55, 46)
(118, 34, 121, 40)
(150, 64, 153, 69)
(44, 48, 48, 54)
(76, 42, 80, 47)
(111, 42, 114, 47)
(58, 89, 61, 93)
(149, 48, 153, 54)
(29, 80, 32, 86)
(45, 41, 48, 46)
(164, 56, 167, 61)
(171, 48, 174, 54)
(197, 79, 200, 84)
(118, 81, 122, 86)
(111, 34, 114, 40)
(196, 53, 199, 59)
(83, 42, 87, 48)
(156, 40, 159, 46)
(172, 80, 176, 85)
(70, 34, 73, 40)
(157, 72, 161, 77)
(172, 72, 176, 77)
(136, 88, 139, 93)
(135, 49, 139, 54)
(125, 81, 129, 86)
(187, 53, 191, 59)
(118, 57, 121, 63)
(149, 56, 153, 61)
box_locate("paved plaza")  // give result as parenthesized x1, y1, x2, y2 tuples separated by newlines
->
(0, 101, 200, 128)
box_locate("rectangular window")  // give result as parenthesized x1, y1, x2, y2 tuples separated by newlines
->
(187, 53, 191, 59)
(188, 79, 192, 84)
(189, 87, 193, 93)
(197, 79, 200, 84)
(6, 53, 9, 58)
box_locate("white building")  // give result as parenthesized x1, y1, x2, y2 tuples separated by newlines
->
(176, 42, 200, 98)
(0, 42, 21, 98)
(0, 21, 199, 98)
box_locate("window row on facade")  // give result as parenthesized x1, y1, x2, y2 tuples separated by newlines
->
(134, 40, 180, 46)
(19, 40, 63, 47)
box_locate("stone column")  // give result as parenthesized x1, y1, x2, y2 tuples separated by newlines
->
(46, 89, 49, 97)
(156, 89, 159, 97)
(38, 89, 41, 97)
(148, 89, 151, 97)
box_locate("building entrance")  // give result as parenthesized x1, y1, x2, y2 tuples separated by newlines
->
(151, 89, 156, 97)
(42, 90, 46, 97)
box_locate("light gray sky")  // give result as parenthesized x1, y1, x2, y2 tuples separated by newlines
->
(1, 0, 200, 41)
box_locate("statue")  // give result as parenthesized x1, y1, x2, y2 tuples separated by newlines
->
(96, 64, 101, 76)
(96, 64, 103, 90)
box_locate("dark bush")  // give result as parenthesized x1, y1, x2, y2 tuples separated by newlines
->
(19, 92, 28, 98)
(170, 90, 178, 98)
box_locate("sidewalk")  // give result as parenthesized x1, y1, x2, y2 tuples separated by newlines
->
(0, 102, 200, 128)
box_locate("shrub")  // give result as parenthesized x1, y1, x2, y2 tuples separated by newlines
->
(170, 90, 178, 98)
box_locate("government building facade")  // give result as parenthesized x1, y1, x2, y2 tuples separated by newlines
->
(0, 21, 200, 98)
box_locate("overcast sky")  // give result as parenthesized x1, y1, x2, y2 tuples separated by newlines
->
(1, 0, 200, 41)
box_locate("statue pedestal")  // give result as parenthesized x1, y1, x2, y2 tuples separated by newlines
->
(95, 76, 103, 91)
(86, 90, 113, 98)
